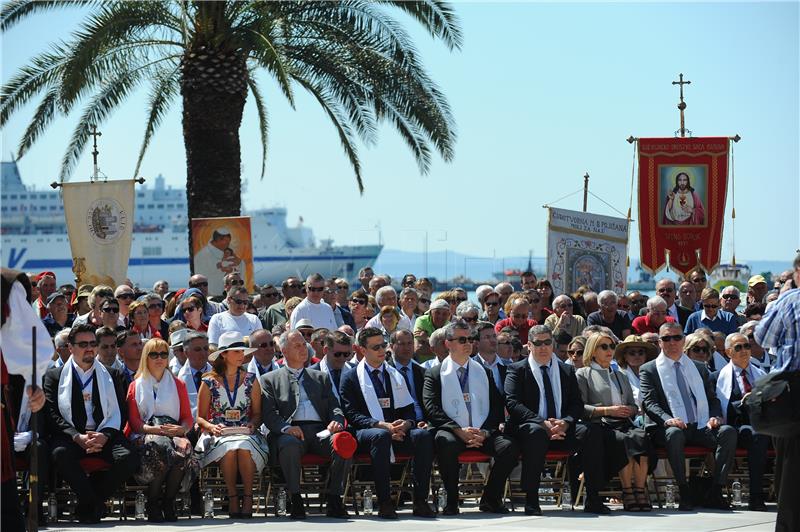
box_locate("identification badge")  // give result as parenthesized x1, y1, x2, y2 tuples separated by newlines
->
(463, 393, 471, 403)
(82, 392, 92, 403)
(224, 409, 241, 422)
(378, 398, 391, 409)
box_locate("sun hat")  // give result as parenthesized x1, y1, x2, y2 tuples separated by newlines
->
(209, 331, 258, 361)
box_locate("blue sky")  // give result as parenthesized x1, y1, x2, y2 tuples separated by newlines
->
(2, 1, 798, 264)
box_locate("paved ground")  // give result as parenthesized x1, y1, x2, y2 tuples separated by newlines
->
(40, 504, 777, 531)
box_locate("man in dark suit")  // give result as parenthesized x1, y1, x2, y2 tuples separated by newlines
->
(656, 279, 693, 326)
(309, 330, 353, 400)
(339, 327, 435, 519)
(505, 324, 591, 515)
(261, 330, 351, 519)
(423, 321, 518, 515)
(43, 324, 139, 524)
(472, 322, 508, 394)
(387, 329, 426, 423)
(116, 330, 143, 389)
(640, 322, 736, 511)
(712, 333, 769, 511)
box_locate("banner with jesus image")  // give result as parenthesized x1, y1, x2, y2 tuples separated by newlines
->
(638, 137, 729, 275)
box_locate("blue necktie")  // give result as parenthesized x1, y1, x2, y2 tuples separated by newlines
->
(371, 369, 387, 398)
(540, 365, 557, 419)
(400, 367, 415, 399)
(458, 366, 473, 426)
(673, 361, 697, 423)
(331, 369, 342, 391)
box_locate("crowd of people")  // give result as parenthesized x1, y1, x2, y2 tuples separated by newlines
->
(2, 257, 799, 529)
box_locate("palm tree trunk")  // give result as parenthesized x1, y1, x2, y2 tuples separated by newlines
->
(181, 47, 248, 272)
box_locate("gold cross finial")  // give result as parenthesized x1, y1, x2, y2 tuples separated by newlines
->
(672, 73, 691, 137)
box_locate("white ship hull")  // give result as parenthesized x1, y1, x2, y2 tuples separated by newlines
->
(1, 233, 382, 289)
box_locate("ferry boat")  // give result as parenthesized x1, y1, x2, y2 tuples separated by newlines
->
(709, 262, 751, 293)
(0, 161, 382, 289)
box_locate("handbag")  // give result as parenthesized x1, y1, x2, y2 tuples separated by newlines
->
(744, 370, 800, 438)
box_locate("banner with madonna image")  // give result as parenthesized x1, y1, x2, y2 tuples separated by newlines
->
(191, 216, 254, 297)
(547, 208, 629, 297)
(638, 137, 729, 275)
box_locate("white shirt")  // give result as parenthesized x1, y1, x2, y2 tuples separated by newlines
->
(287, 368, 321, 422)
(290, 299, 337, 330)
(475, 353, 503, 391)
(207, 311, 263, 345)
(531, 356, 561, 419)
(667, 303, 680, 323)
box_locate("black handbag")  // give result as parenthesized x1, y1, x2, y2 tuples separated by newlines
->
(744, 370, 800, 438)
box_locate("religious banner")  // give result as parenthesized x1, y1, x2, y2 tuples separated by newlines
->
(638, 137, 729, 275)
(191, 216, 254, 297)
(62, 179, 135, 286)
(547, 208, 629, 296)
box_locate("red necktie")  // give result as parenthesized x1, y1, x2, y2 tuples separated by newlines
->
(741, 370, 752, 394)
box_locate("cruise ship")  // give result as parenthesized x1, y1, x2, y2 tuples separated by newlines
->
(0, 161, 382, 289)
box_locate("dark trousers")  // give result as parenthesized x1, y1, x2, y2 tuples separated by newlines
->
(15, 439, 50, 505)
(516, 422, 586, 494)
(51, 434, 140, 510)
(653, 423, 736, 486)
(736, 426, 769, 498)
(775, 433, 800, 532)
(434, 429, 519, 505)
(355, 427, 433, 502)
(1, 478, 25, 531)
(276, 422, 351, 496)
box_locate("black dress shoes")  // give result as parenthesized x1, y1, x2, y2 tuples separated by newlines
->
(748, 496, 768, 512)
(583, 498, 611, 515)
(289, 493, 306, 519)
(479, 497, 510, 514)
(326, 496, 349, 518)
(704, 487, 731, 511)
(377, 500, 398, 519)
(678, 484, 694, 511)
(441, 504, 460, 516)
(412, 500, 436, 518)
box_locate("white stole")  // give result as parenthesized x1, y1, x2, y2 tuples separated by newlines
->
(715, 361, 765, 424)
(178, 359, 211, 417)
(625, 367, 642, 409)
(440, 356, 490, 429)
(135, 372, 180, 424)
(356, 359, 413, 462)
(528, 353, 563, 419)
(655, 353, 710, 426)
(318, 356, 339, 399)
(246, 357, 277, 376)
(0, 281, 54, 389)
(57, 357, 121, 432)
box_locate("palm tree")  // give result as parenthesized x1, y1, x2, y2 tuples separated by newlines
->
(1, 0, 460, 257)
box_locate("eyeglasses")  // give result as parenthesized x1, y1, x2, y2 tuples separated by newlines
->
(703, 304, 719, 309)
(300, 330, 314, 338)
(619, 304, 631, 310)
(732, 343, 751, 352)
(690, 346, 709, 354)
(658, 288, 675, 294)
(721, 294, 739, 300)
(231, 298, 248, 305)
(308, 286, 325, 292)
(485, 301, 500, 307)
(102, 307, 119, 313)
(567, 349, 584, 356)
(660, 334, 684, 342)
(332, 351, 352, 358)
(625, 349, 645, 356)
(462, 316, 478, 323)
(147, 351, 170, 359)
(229, 280, 244, 286)
(73, 340, 99, 348)
(324, 288, 337, 294)
(350, 298, 367, 305)
(190, 346, 209, 352)
(182, 305, 199, 313)
(531, 339, 553, 347)
(117, 293, 134, 300)
(367, 342, 388, 351)
(692, 277, 707, 283)
(99, 343, 116, 350)
(419, 298, 431, 304)
(336, 285, 349, 291)
(263, 292, 280, 298)
(451, 337, 473, 344)
(254, 342, 273, 349)
(191, 281, 208, 288)
(597, 343, 614, 351)
(148, 302, 164, 310)
(557, 302, 573, 308)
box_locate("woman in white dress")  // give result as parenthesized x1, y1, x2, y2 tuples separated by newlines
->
(195, 332, 268, 518)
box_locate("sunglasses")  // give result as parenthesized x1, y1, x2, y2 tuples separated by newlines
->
(485, 301, 500, 307)
(231, 298, 248, 305)
(191, 281, 209, 288)
(287, 283, 303, 289)
(722, 294, 739, 300)
(182, 305, 199, 313)
(451, 336, 475, 344)
(690, 346, 709, 354)
(419, 298, 431, 304)
(148, 303, 164, 310)
(300, 331, 314, 338)
(732, 343, 751, 352)
(229, 280, 245, 286)
(625, 349, 645, 356)
(703, 304, 719, 309)
(351, 298, 367, 305)
(531, 339, 553, 347)
(462, 316, 478, 323)
(557, 302, 573, 308)
(99, 342, 116, 350)
(73, 341, 99, 348)
(597, 343, 614, 351)
(117, 293, 134, 300)
(148, 351, 170, 359)
(190, 346, 209, 352)
(567, 349, 584, 356)
(660, 334, 684, 342)
(102, 307, 119, 313)
(263, 292, 280, 298)
(367, 342, 388, 351)
(332, 351, 352, 358)
(308, 286, 325, 292)
(692, 277, 707, 283)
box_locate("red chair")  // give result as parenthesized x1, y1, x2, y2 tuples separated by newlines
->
(345, 453, 413, 513)
(79, 457, 111, 474)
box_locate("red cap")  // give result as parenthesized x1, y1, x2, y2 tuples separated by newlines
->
(35, 271, 55, 282)
(331, 431, 357, 459)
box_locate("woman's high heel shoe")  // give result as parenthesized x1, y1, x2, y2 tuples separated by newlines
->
(622, 487, 639, 512)
(241, 494, 253, 519)
(634, 487, 652, 512)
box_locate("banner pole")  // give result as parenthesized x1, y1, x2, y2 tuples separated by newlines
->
(583, 173, 589, 212)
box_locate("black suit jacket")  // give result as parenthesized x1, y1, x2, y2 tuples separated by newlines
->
(675, 305, 693, 327)
(42, 364, 128, 440)
(710, 370, 749, 426)
(639, 358, 722, 428)
(504, 358, 583, 435)
(422, 363, 504, 432)
(339, 366, 415, 430)
(387, 360, 426, 406)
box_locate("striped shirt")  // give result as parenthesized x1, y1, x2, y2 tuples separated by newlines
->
(755, 288, 800, 372)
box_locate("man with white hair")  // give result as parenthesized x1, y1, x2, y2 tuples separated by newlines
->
(544, 295, 586, 338)
(631, 296, 675, 335)
(152, 280, 169, 298)
(656, 279, 693, 326)
(494, 282, 514, 309)
(720, 286, 747, 326)
(421, 328, 449, 370)
(365, 286, 411, 330)
(739, 320, 774, 372)
(587, 290, 632, 340)
(52, 329, 72, 367)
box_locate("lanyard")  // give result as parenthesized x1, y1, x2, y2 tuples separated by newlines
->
(73, 367, 95, 392)
(222, 371, 241, 407)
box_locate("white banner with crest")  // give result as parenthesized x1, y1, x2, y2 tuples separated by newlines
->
(62, 180, 134, 287)
(547, 207, 629, 296)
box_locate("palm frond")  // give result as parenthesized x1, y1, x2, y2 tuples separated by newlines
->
(16, 86, 59, 159)
(246, 77, 270, 180)
(241, 28, 294, 107)
(132, 66, 181, 179)
(0, 0, 97, 31)
(375, 0, 463, 50)
(0, 44, 71, 126)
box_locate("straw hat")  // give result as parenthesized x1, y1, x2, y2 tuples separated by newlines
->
(614, 334, 658, 360)
(209, 331, 257, 361)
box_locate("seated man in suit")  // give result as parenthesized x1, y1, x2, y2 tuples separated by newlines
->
(387, 329, 426, 424)
(43, 323, 139, 523)
(423, 320, 518, 515)
(339, 327, 436, 519)
(639, 322, 736, 511)
(713, 332, 769, 511)
(261, 330, 351, 519)
(309, 330, 353, 401)
(505, 324, 588, 515)
(472, 321, 507, 394)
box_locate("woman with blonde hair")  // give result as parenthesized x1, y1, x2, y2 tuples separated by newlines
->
(195, 332, 268, 518)
(125, 338, 195, 522)
(576, 332, 652, 512)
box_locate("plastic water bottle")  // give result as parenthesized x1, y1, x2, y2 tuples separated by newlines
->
(665, 480, 676, 509)
(542, 471, 554, 502)
(182, 493, 191, 514)
(134, 491, 146, 520)
(203, 488, 215, 518)
(437, 487, 447, 512)
(47, 492, 58, 522)
(276, 487, 287, 516)
(560, 482, 572, 511)
(363, 487, 373, 515)
(732, 480, 742, 507)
